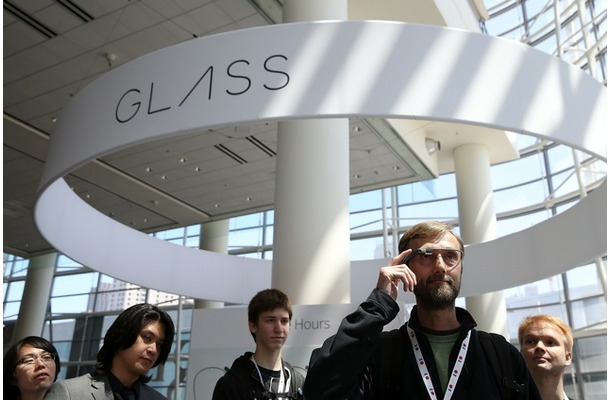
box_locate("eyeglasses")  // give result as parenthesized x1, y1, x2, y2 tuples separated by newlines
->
(402, 248, 463, 269)
(16, 353, 56, 367)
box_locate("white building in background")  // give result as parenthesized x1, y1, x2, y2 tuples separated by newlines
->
(87, 280, 182, 312)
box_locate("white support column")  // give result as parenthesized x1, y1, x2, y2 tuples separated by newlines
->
(273, 119, 350, 305)
(13, 253, 57, 341)
(454, 143, 509, 337)
(272, 0, 350, 305)
(196, 220, 229, 309)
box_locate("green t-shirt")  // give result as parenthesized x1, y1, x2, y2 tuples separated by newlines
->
(424, 331, 461, 394)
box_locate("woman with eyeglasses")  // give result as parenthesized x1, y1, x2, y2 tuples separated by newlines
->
(3, 336, 60, 400)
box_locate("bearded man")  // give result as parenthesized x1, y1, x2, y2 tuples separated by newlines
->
(304, 221, 541, 400)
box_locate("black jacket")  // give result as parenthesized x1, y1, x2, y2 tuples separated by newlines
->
(304, 289, 540, 400)
(212, 352, 305, 400)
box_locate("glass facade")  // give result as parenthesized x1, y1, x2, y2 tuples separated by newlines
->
(3, 1, 606, 399)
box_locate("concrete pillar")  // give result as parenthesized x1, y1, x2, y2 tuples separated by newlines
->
(454, 143, 509, 337)
(272, 0, 350, 305)
(196, 220, 229, 309)
(13, 253, 57, 341)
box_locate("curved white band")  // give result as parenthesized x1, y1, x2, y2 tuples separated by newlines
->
(35, 21, 607, 303)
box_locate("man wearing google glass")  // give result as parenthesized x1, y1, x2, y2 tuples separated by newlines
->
(304, 220, 540, 400)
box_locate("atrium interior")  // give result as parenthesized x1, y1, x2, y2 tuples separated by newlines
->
(3, 1, 607, 399)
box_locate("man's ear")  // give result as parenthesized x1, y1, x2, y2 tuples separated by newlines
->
(248, 320, 257, 334)
(564, 350, 573, 366)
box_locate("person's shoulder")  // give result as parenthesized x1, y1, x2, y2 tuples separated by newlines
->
(228, 353, 254, 372)
(213, 370, 233, 391)
(475, 330, 518, 351)
(215, 355, 248, 382)
(212, 363, 246, 399)
(54, 372, 96, 387)
(283, 359, 305, 379)
(475, 329, 509, 343)
(140, 383, 169, 400)
(46, 373, 97, 399)
(49, 372, 108, 391)
(475, 329, 528, 372)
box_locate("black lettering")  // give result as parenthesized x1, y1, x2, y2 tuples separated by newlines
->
(147, 82, 171, 115)
(264, 54, 289, 90)
(116, 88, 141, 123)
(115, 53, 289, 124)
(179, 65, 214, 106)
(226, 59, 252, 96)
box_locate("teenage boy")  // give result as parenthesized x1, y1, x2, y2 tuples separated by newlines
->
(213, 288, 305, 399)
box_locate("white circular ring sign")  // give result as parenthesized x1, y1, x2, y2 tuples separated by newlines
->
(35, 21, 606, 303)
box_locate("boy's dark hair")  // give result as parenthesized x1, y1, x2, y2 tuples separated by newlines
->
(248, 289, 293, 341)
(3, 336, 61, 399)
(95, 303, 175, 382)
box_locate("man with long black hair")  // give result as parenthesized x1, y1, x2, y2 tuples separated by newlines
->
(47, 303, 175, 400)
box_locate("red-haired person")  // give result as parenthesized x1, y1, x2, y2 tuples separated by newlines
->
(519, 315, 574, 400)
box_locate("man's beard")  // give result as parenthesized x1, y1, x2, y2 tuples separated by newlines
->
(414, 274, 461, 310)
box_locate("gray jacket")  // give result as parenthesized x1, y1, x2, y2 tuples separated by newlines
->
(46, 372, 167, 400)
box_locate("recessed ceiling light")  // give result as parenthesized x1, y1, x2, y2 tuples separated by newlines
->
(145, 167, 152, 172)
(179, 157, 187, 163)
(161, 175, 168, 180)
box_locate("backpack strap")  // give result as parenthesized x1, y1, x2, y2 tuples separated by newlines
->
(479, 330, 524, 399)
(286, 362, 305, 400)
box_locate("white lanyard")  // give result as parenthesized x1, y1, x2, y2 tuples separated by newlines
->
(251, 356, 288, 396)
(407, 326, 471, 400)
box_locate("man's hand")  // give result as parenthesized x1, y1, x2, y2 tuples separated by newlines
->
(376, 250, 418, 300)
